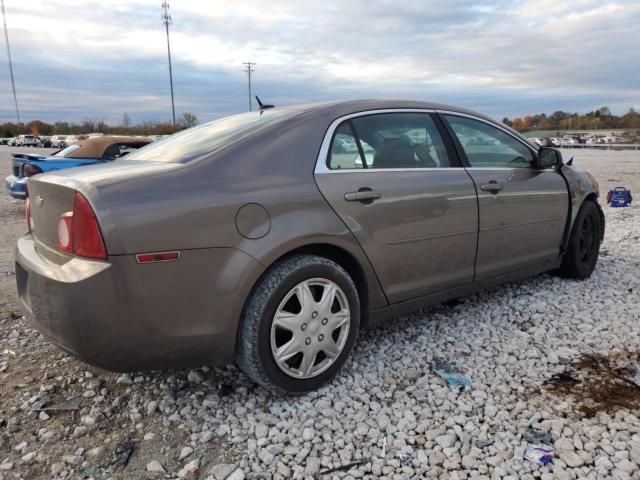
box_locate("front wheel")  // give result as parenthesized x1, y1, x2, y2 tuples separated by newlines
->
(560, 200, 602, 279)
(236, 255, 360, 393)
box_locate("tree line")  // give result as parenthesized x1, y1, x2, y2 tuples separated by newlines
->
(3, 107, 640, 137)
(503, 107, 640, 132)
(0, 112, 199, 138)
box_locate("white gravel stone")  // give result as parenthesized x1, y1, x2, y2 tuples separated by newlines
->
(227, 469, 245, 480)
(559, 450, 584, 467)
(179, 446, 193, 460)
(21, 451, 36, 463)
(50, 462, 65, 474)
(62, 455, 82, 466)
(178, 458, 200, 478)
(146, 460, 166, 473)
(302, 427, 315, 441)
(435, 434, 457, 449)
(115, 374, 133, 385)
(208, 463, 237, 479)
(187, 370, 204, 383)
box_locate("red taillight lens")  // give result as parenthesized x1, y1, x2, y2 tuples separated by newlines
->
(72, 193, 107, 259)
(23, 164, 43, 177)
(56, 192, 107, 260)
(25, 196, 33, 232)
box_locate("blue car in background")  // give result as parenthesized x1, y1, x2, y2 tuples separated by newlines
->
(5, 136, 152, 199)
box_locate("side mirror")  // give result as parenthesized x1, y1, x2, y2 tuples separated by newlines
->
(537, 147, 563, 169)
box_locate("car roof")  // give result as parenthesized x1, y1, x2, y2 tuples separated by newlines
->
(271, 99, 531, 145)
(276, 99, 486, 118)
(65, 136, 152, 158)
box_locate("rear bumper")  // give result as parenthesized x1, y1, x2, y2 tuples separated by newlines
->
(15, 234, 264, 371)
(5, 175, 27, 199)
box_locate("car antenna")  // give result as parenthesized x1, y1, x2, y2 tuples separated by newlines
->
(567, 156, 574, 166)
(255, 96, 274, 110)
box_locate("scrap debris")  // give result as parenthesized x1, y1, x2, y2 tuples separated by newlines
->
(524, 445, 556, 466)
(433, 360, 472, 392)
(523, 428, 555, 445)
(319, 459, 369, 475)
(474, 438, 495, 449)
(112, 439, 135, 468)
(30, 397, 81, 412)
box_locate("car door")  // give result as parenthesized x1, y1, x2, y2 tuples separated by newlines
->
(314, 111, 478, 304)
(440, 113, 569, 280)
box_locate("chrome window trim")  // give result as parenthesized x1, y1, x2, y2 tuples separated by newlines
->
(314, 108, 539, 174)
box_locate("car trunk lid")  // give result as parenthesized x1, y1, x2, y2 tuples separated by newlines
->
(26, 160, 179, 257)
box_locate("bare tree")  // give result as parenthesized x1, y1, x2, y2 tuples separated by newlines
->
(180, 112, 198, 128)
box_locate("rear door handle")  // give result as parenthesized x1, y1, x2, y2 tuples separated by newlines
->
(480, 181, 503, 193)
(344, 190, 381, 202)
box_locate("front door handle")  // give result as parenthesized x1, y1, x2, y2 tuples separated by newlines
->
(480, 181, 503, 193)
(344, 189, 381, 202)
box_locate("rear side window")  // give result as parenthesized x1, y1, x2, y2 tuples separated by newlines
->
(126, 109, 294, 163)
(328, 113, 451, 170)
(444, 115, 534, 168)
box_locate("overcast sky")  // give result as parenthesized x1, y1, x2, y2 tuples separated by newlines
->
(1, 0, 639, 124)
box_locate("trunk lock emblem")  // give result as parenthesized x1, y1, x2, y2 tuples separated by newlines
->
(36, 196, 44, 207)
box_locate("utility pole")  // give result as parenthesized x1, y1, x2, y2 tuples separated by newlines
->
(1, 0, 20, 124)
(242, 62, 256, 111)
(161, 0, 176, 125)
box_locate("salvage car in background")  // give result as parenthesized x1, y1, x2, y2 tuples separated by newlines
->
(5, 136, 151, 199)
(15, 100, 604, 393)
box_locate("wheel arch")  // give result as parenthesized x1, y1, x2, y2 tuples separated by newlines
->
(237, 242, 381, 346)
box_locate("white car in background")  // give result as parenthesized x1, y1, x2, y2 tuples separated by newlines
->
(50, 135, 68, 148)
(63, 135, 89, 145)
(16, 135, 38, 147)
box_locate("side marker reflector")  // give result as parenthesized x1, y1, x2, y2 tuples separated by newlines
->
(136, 251, 181, 263)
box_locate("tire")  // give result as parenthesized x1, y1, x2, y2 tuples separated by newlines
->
(236, 255, 360, 394)
(560, 200, 602, 280)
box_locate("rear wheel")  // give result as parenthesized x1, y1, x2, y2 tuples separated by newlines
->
(236, 255, 360, 393)
(560, 200, 602, 279)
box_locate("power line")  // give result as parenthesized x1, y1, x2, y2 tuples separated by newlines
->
(161, 0, 176, 125)
(1, 0, 20, 124)
(242, 61, 256, 111)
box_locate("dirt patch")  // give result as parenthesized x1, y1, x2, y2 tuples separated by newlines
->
(542, 352, 640, 417)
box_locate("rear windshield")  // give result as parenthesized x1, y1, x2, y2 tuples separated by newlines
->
(54, 145, 81, 157)
(125, 109, 294, 163)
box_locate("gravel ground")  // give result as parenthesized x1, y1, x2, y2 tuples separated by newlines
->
(1, 146, 640, 480)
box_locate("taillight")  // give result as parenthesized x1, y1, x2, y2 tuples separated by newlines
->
(56, 192, 107, 260)
(23, 164, 43, 177)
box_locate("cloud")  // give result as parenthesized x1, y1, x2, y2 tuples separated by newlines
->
(1, 0, 639, 123)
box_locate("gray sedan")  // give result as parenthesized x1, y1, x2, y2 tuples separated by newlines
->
(15, 100, 604, 393)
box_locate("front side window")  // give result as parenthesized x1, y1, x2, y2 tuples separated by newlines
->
(328, 113, 451, 170)
(444, 115, 534, 168)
